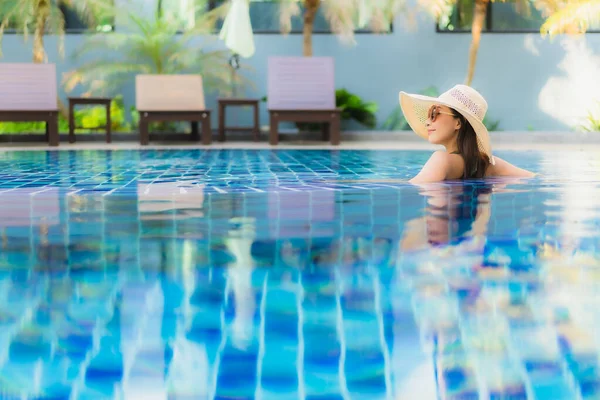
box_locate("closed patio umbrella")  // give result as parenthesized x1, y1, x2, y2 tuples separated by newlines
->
(219, 0, 255, 97)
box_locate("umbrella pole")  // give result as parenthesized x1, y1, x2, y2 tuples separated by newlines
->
(229, 53, 240, 99)
(229, 53, 241, 127)
(230, 65, 236, 98)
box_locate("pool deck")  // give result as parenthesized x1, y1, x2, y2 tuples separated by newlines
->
(0, 130, 598, 151)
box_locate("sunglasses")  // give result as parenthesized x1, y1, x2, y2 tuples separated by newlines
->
(427, 105, 456, 122)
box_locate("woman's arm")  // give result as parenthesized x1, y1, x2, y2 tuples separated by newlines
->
(409, 151, 450, 184)
(488, 156, 537, 178)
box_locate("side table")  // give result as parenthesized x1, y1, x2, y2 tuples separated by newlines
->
(218, 98, 260, 142)
(68, 97, 112, 143)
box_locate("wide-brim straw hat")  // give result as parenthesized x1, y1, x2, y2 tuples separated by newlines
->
(399, 84, 495, 165)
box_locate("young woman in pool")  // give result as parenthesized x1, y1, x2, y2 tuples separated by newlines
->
(399, 84, 536, 184)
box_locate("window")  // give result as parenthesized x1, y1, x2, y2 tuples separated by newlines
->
(161, 0, 393, 34)
(59, 3, 115, 33)
(1, 2, 115, 33)
(437, 0, 600, 33)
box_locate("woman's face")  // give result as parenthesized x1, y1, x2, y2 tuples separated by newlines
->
(426, 105, 461, 146)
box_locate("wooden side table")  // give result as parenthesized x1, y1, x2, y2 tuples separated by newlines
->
(218, 98, 260, 142)
(68, 97, 112, 143)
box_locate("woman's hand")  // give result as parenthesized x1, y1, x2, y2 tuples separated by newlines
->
(488, 156, 536, 178)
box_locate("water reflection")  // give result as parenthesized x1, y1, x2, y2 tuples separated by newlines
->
(401, 184, 493, 251)
(0, 171, 598, 398)
(395, 183, 536, 399)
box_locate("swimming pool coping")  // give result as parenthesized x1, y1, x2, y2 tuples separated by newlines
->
(0, 131, 598, 151)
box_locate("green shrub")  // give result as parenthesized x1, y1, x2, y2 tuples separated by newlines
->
(0, 95, 131, 134)
(263, 88, 378, 132)
(579, 103, 600, 132)
(336, 88, 378, 129)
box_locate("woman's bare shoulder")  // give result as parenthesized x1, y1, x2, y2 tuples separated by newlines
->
(408, 151, 452, 184)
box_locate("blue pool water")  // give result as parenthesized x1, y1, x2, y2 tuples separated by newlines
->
(0, 148, 596, 399)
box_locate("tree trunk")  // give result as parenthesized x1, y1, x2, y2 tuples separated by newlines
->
(157, 0, 163, 20)
(465, 0, 489, 86)
(33, 0, 50, 63)
(303, 0, 320, 56)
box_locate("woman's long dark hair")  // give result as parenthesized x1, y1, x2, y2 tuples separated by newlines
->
(450, 108, 489, 179)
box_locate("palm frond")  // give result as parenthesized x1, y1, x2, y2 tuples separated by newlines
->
(416, 0, 457, 19)
(531, 0, 567, 17)
(576, 101, 600, 132)
(69, 32, 135, 61)
(66, 60, 151, 78)
(0, 0, 35, 29)
(474, 0, 533, 18)
(321, 0, 358, 44)
(277, 0, 301, 34)
(0, 0, 34, 56)
(0, 0, 115, 61)
(539, 0, 600, 37)
(376, 0, 411, 32)
(46, 2, 66, 58)
(66, 10, 230, 96)
(64, 60, 151, 95)
(190, 0, 229, 33)
(195, 50, 241, 95)
(128, 12, 157, 36)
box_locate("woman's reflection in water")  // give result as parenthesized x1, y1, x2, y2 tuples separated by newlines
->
(401, 183, 493, 253)
(398, 181, 541, 399)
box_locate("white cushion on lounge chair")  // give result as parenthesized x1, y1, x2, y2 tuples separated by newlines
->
(135, 74, 206, 112)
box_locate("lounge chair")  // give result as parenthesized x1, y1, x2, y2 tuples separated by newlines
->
(267, 56, 341, 145)
(0, 63, 59, 146)
(135, 74, 212, 145)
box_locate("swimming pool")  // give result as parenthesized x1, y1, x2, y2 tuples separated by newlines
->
(0, 148, 596, 399)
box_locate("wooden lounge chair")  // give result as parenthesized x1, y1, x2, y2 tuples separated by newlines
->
(135, 74, 212, 145)
(267, 56, 341, 145)
(0, 63, 59, 146)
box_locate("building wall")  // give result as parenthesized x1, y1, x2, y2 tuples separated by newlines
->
(1, 2, 599, 132)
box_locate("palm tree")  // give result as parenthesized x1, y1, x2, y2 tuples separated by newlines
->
(536, 0, 600, 37)
(277, 0, 408, 56)
(420, 0, 532, 86)
(466, 0, 489, 86)
(0, 0, 113, 63)
(63, 2, 247, 98)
